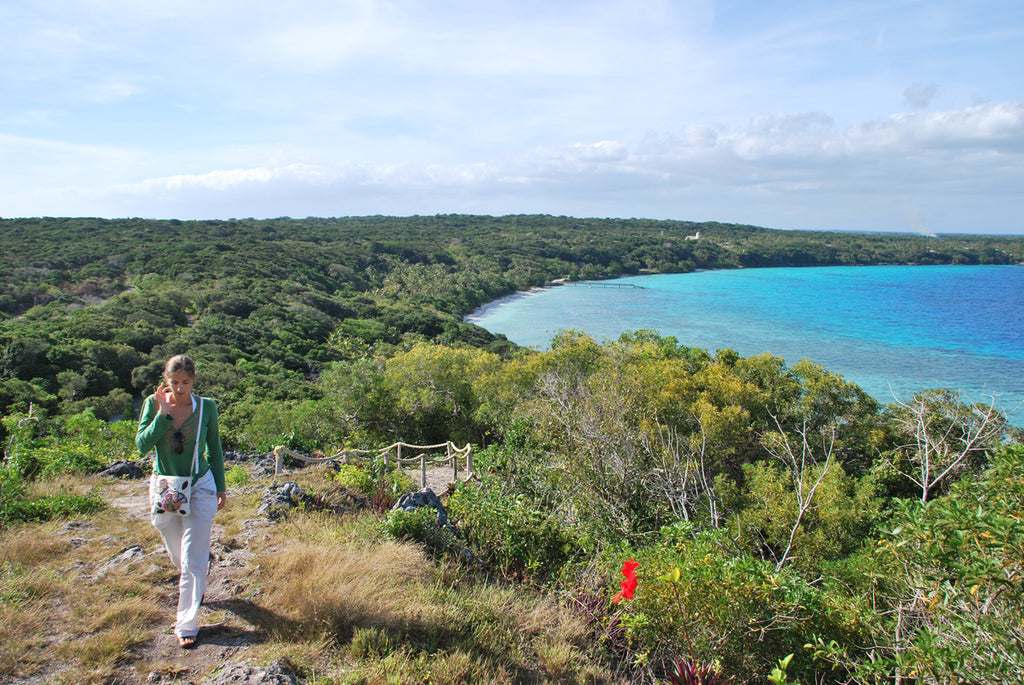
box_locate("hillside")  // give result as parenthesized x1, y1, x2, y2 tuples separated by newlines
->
(2, 215, 1021, 434)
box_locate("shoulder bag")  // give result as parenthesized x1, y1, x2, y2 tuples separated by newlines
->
(149, 398, 203, 518)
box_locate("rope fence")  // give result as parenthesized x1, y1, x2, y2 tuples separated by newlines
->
(272, 440, 473, 489)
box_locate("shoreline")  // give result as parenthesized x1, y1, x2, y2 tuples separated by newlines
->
(464, 286, 550, 323)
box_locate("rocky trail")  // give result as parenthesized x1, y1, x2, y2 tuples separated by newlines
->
(15, 454, 472, 685)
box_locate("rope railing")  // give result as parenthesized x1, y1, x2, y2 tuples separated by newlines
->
(272, 440, 473, 490)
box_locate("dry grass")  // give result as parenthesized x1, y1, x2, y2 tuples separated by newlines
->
(244, 510, 625, 684)
(258, 537, 432, 643)
(0, 492, 168, 684)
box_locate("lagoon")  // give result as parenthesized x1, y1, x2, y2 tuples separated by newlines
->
(468, 265, 1024, 424)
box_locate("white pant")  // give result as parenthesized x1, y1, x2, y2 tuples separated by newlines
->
(151, 470, 217, 638)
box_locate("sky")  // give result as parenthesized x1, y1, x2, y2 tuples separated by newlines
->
(1, 0, 1023, 234)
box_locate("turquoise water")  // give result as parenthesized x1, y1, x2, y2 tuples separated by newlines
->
(468, 265, 1024, 424)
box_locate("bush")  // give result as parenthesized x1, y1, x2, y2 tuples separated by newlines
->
(446, 480, 578, 581)
(2, 411, 133, 480)
(381, 506, 462, 557)
(335, 460, 417, 513)
(224, 464, 250, 487)
(614, 529, 866, 683)
(816, 444, 1024, 683)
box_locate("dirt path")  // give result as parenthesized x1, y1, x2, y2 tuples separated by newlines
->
(402, 464, 475, 495)
(106, 480, 271, 683)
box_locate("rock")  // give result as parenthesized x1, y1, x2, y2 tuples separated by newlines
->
(60, 520, 93, 533)
(94, 545, 146, 578)
(202, 657, 298, 685)
(99, 459, 147, 479)
(255, 481, 309, 520)
(393, 487, 450, 527)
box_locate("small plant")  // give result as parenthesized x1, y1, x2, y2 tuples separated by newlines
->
(767, 653, 794, 684)
(665, 656, 732, 685)
(224, 464, 251, 487)
(335, 461, 416, 513)
(611, 560, 735, 684)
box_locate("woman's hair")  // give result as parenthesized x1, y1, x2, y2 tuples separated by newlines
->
(164, 354, 196, 378)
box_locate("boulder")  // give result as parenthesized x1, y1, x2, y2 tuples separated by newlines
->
(99, 459, 147, 479)
(393, 487, 450, 527)
(202, 658, 298, 685)
(255, 481, 309, 521)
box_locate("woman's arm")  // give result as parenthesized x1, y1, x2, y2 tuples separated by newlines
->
(203, 398, 227, 493)
(136, 395, 172, 454)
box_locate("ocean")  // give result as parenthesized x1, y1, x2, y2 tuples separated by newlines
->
(467, 265, 1024, 424)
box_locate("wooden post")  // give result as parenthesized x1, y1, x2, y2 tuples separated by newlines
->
(450, 442, 458, 484)
(420, 452, 427, 489)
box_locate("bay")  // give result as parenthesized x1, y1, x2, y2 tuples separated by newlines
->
(468, 265, 1024, 425)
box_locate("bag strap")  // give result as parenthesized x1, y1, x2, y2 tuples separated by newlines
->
(190, 397, 204, 479)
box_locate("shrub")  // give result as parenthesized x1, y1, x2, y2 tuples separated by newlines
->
(614, 530, 866, 683)
(381, 506, 462, 557)
(813, 444, 1024, 683)
(446, 480, 578, 581)
(335, 460, 417, 513)
(224, 464, 251, 487)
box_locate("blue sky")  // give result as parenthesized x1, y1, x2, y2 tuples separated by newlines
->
(2, 0, 1022, 233)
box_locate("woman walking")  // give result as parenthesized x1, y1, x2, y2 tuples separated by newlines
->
(136, 354, 227, 648)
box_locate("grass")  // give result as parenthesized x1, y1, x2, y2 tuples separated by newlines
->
(0, 499, 165, 683)
(0, 467, 628, 685)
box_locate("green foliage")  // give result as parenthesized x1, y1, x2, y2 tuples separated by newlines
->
(334, 461, 416, 504)
(334, 464, 375, 495)
(224, 398, 336, 452)
(447, 481, 578, 581)
(2, 410, 134, 480)
(4, 214, 1018, 433)
(0, 410, 130, 526)
(224, 464, 250, 487)
(382, 342, 502, 444)
(616, 534, 864, 683)
(1, 486, 105, 525)
(380, 506, 462, 557)
(818, 443, 1024, 683)
(723, 460, 881, 573)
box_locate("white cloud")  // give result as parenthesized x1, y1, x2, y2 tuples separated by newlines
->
(51, 101, 1016, 233)
(1, 1, 1022, 231)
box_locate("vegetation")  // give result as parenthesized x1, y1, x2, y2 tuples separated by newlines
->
(2, 215, 1022, 682)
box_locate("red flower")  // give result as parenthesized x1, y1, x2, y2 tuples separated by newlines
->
(612, 558, 639, 603)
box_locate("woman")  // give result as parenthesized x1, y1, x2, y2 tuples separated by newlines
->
(136, 354, 227, 648)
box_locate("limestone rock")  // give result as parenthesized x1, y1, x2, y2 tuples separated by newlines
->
(201, 658, 298, 685)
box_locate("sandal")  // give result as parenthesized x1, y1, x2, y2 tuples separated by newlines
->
(178, 635, 197, 649)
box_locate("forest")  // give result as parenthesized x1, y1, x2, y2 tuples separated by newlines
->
(1, 215, 1022, 683)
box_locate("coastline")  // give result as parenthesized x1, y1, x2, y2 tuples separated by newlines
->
(464, 286, 550, 323)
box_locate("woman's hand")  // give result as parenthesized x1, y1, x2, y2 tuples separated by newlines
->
(154, 383, 174, 415)
(217, 491, 228, 511)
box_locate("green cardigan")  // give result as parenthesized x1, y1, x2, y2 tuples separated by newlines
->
(136, 395, 226, 492)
